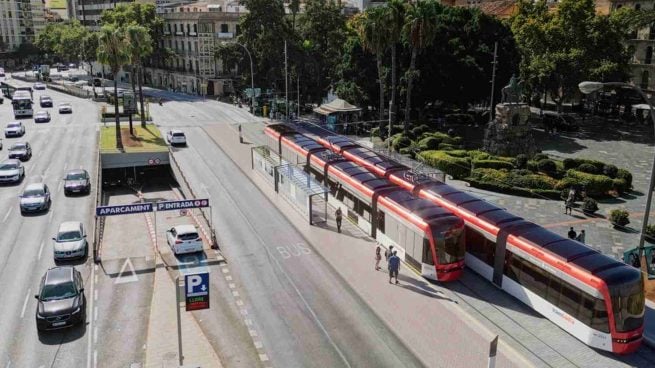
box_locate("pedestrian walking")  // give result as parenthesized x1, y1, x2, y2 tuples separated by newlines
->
(385, 245, 394, 262)
(564, 198, 573, 215)
(335, 207, 343, 233)
(568, 227, 577, 240)
(388, 251, 400, 284)
(375, 244, 382, 271)
(575, 229, 586, 244)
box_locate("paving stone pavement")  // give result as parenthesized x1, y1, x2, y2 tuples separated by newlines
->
(450, 117, 655, 262)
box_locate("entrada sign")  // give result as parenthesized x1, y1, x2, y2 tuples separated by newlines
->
(156, 199, 209, 212)
(95, 203, 154, 216)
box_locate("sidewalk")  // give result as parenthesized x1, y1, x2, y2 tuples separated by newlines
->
(204, 123, 533, 368)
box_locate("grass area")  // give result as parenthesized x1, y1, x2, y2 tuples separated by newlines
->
(100, 124, 167, 153)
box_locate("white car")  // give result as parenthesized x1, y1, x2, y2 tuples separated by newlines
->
(0, 159, 24, 183)
(58, 102, 72, 114)
(53, 221, 88, 260)
(5, 122, 25, 137)
(33, 82, 46, 90)
(34, 110, 51, 123)
(19, 182, 51, 213)
(166, 130, 187, 146)
(166, 225, 203, 255)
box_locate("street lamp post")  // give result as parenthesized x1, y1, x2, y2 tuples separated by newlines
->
(233, 42, 255, 115)
(579, 81, 655, 271)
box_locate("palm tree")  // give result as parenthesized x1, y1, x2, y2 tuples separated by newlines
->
(97, 24, 129, 149)
(402, 0, 439, 134)
(126, 25, 153, 128)
(383, 0, 405, 125)
(353, 8, 390, 129)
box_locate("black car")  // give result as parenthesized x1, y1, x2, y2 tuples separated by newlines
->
(35, 267, 86, 331)
(40, 95, 53, 108)
(63, 169, 91, 195)
(8, 142, 32, 161)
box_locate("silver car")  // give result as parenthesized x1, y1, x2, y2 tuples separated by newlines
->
(5, 122, 25, 137)
(0, 159, 24, 183)
(52, 222, 88, 260)
(20, 182, 51, 213)
(58, 103, 72, 114)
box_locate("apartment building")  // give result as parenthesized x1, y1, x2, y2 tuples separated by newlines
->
(147, 1, 242, 96)
(0, 0, 46, 51)
(72, 0, 135, 29)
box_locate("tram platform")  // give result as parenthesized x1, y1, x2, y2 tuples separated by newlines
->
(209, 121, 655, 368)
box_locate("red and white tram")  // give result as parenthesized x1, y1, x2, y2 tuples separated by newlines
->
(300, 130, 645, 354)
(265, 124, 466, 281)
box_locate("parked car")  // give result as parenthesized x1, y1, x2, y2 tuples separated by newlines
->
(89, 78, 102, 87)
(40, 95, 53, 107)
(33, 82, 46, 90)
(34, 110, 51, 123)
(20, 182, 51, 214)
(0, 159, 24, 183)
(8, 142, 32, 161)
(58, 102, 72, 114)
(5, 122, 25, 137)
(53, 222, 88, 260)
(541, 112, 580, 132)
(166, 130, 187, 146)
(63, 169, 91, 195)
(166, 224, 203, 255)
(35, 267, 86, 331)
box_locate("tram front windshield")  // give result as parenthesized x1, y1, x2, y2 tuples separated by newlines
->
(611, 274, 645, 332)
(435, 227, 465, 265)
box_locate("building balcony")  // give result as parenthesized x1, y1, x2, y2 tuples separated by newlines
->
(175, 31, 185, 36)
(188, 31, 197, 36)
(216, 32, 234, 39)
(164, 30, 171, 35)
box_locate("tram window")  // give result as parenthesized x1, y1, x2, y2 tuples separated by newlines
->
(377, 211, 385, 233)
(422, 237, 434, 265)
(559, 283, 582, 317)
(520, 259, 548, 295)
(546, 276, 562, 305)
(466, 227, 495, 266)
(578, 296, 595, 325)
(591, 299, 610, 333)
(505, 254, 521, 281)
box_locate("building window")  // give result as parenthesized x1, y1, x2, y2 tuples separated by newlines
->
(220, 24, 228, 33)
(193, 24, 197, 33)
(174, 24, 177, 32)
(186, 24, 190, 33)
(646, 46, 653, 64)
(642, 70, 650, 89)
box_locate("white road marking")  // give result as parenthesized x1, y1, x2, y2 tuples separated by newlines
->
(114, 258, 138, 284)
(93, 350, 97, 368)
(20, 289, 31, 318)
(5, 360, 10, 368)
(57, 181, 63, 192)
(254, 341, 263, 349)
(94, 290, 98, 301)
(93, 326, 97, 344)
(47, 210, 54, 222)
(259, 354, 269, 362)
(37, 241, 44, 260)
(63, 163, 68, 171)
(2, 208, 12, 223)
(94, 306, 98, 321)
(87, 262, 96, 368)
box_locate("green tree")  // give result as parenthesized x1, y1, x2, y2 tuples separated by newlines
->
(290, 0, 300, 30)
(402, 0, 440, 132)
(126, 25, 153, 128)
(382, 0, 405, 124)
(97, 25, 129, 147)
(353, 8, 389, 125)
(81, 31, 99, 76)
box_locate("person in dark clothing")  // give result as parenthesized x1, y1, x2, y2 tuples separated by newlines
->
(564, 198, 573, 215)
(385, 245, 394, 262)
(388, 251, 400, 284)
(575, 229, 586, 244)
(335, 207, 343, 233)
(375, 244, 382, 271)
(568, 227, 577, 240)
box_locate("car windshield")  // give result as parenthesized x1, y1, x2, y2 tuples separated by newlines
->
(37, 112, 47, 116)
(40, 281, 77, 301)
(57, 230, 82, 242)
(10, 144, 26, 150)
(173, 132, 185, 137)
(60, 103, 70, 107)
(178, 232, 199, 241)
(41, 96, 50, 100)
(23, 188, 44, 197)
(7, 123, 19, 128)
(0, 163, 17, 170)
(66, 172, 87, 180)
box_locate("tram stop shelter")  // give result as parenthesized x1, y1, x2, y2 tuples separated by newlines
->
(313, 98, 362, 134)
(251, 146, 328, 225)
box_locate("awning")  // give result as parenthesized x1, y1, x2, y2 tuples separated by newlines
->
(313, 98, 361, 116)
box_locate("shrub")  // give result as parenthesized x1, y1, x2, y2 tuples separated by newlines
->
(577, 163, 598, 174)
(533, 153, 549, 161)
(617, 169, 633, 190)
(432, 131, 462, 145)
(515, 154, 528, 169)
(646, 224, 655, 239)
(527, 160, 539, 172)
(411, 124, 429, 138)
(473, 160, 515, 170)
(511, 169, 532, 176)
(370, 127, 381, 137)
(565, 170, 614, 196)
(445, 113, 475, 125)
(581, 198, 599, 214)
(603, 164, 618, 178)
(609, 209, 630, 227)
(392, 135, 412, 151)
(466, 177, 561, 199)
(537, 159, 557, 175)
(420, 150, 471, 179)
(418, 136, 440, 150)
(468, 150, 491, 160)
(563, 158, 578, 170)
(445, 150, 470, 158)
(561, 157, 605, 171)
(508, 173, 558, 190)
(613, 178, 629, 194)
(438, 143, 456, 151)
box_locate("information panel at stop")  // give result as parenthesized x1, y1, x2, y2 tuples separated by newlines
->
(185, 272, 210, 311)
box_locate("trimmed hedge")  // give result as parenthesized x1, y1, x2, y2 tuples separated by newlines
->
(577, 163, 598, 174)
(418, 136, 440, 150)
(473, 159, 515, 170)
(565, 169, 614, 196)
(515, 154, 528, 169)
(438, 143, 456, 151)
(533, 153, 549, 161)
(419, 150, 471, 179)
(466, 178, 561, 199)
(537, 159, 557, 175)
(562, 158, 606, 171)
(617, 168, 633, 189)
(603, 164, 618, 178)
(392, 135, 412, 151)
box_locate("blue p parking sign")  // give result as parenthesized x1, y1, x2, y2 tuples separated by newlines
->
(185, 273, 209, 311)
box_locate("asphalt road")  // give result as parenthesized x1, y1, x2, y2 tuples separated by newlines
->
(0, 77, 98, 368)
(150, 95, 423, 368)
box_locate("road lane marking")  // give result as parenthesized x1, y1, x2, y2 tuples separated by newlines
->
(87, 261, 96, 368)
(93, 350, 97, 368)
(37, 241, 44, 260)
(115, 258, 138, 284)
(94, 306, 98, 321)
(2, 208, 12, 223)
(20, 289, 31, 318)
(94, 290, 97, 301)
(93, 326, 97, 344)
(47, 210, 54, 222)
